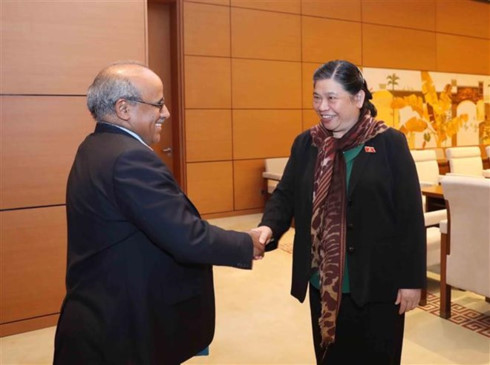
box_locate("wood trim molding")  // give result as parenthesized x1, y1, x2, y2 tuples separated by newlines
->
(173, 0, 187, 190)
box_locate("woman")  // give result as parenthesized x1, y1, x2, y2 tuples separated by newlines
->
(254, 60, 426, 364)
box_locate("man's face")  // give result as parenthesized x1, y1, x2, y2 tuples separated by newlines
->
(127, 70, 170, 145)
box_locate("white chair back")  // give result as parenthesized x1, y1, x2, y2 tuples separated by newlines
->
(440, 175, 490, 297)
(263, 157, 288, 194)
(411, 149, 440, 186)
(445, 146, 484, 177)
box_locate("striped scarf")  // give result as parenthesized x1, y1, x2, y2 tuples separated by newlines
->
(310, 112, 388, 347)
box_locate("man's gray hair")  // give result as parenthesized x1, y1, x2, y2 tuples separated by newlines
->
(87, 61, 147, 121)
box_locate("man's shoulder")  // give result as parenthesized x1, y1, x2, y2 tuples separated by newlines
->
(75, 130, 156, 173)
(85, 128, 148, 153)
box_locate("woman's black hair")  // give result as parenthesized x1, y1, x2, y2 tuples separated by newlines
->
(313, 60, 377, 117)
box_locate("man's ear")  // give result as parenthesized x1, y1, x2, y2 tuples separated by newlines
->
(114, 98, 130, 120)
(355, 90, 365, 108)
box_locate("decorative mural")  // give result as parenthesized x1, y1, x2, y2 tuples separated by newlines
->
(363, 68, 490, 149)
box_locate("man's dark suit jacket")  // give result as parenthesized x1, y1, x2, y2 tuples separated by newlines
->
(261, 128, 426, 306)
(54, 123, 253, 365)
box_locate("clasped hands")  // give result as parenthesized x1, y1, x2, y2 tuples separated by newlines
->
(247, 226, 273, 260)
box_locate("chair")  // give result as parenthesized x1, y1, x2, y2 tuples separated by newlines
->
(411, 150, 447, 305)
(438, 175, 490, 318)
(445, 146, 490, 178)
(262, 157, 288, 194)
(486, 145, 490, 164)
(411, 149, 442, 187)
(410, 150, 446, 215)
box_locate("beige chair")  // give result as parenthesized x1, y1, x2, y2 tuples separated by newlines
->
(445, 146, 490, 178)
(411, 149, 442, 187)
(411, 150, 447, 305)
(438, 175, 490, 318)
(262, 157, 288, 194)
(410, 150, 446, 215)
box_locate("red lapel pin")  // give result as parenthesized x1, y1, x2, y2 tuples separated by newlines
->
(364, 146, 376, 153)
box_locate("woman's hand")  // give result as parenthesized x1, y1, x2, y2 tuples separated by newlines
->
(395, 289, 421, 314)
(250, 226, 273, 245)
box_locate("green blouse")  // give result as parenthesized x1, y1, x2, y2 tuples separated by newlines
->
(310, 143, 364, 293)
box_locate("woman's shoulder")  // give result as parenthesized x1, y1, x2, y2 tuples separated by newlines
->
(293, 129, 313, 145)
(369, 125, 411, 160)
(371, 125, 406, 145)
(374, 124, 401, 137)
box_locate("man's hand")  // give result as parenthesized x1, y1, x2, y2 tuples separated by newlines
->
(395, 289, 421, 314)
(248, 230, 264, 260)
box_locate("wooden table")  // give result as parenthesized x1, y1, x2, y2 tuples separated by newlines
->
(421, 185, 444, 212)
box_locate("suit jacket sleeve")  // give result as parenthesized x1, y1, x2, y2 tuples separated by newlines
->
(112, 148, 253, 269)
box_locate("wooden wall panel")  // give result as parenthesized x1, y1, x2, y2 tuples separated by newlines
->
(185, 56, 231, 108)
(362, 0, 435, 31)
(178, 0, 490, 218)
(436, 0, 490, 39)
(231, 0, 301, 14)
(232, 59, 302, 108)
(231, 8, 301, 61)
(302, 16, 362, 64)
(1, 96, 94, 210)
(186, 161, 233, 214)
(303, 109, 318, 131)
(1, 207, 66, 324)
(1, 1, 146, 95)
(436, 34, 490, 75)
(302, 62, 323, 108)
(184, 2, 230, 56)
(233, 159, 266, 210)
(185, 110, 232, 162)
(362, 24, 436, 70)
(233, 110, 302, 159)
(301, 0, 361, 21)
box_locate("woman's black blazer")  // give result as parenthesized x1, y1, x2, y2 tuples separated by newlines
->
(261, 127, 426, 306)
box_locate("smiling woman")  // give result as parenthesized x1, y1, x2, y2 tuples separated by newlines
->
(312, 79, 365, 139)
(254, 60, 426, 365)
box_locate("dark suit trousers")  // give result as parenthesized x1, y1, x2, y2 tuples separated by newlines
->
(309, 285, 405, 365)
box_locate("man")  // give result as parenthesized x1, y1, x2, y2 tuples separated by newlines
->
(54, 62, 264, 365)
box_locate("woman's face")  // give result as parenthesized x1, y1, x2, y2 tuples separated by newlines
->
(313, 78, 364, 138)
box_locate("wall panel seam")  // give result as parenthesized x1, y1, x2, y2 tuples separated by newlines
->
(0, 94, 86, 97)
(0, 204, 66, 212)
(229, 5, 300, 16)
(184, 0, 229, 9)
(186, 107, 304, 110)
(0, 312, 61, 326)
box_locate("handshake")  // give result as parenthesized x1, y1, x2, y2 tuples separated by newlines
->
(247, 226, 273, 260)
